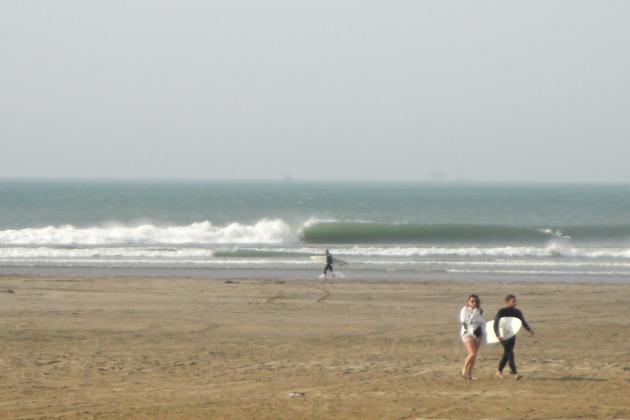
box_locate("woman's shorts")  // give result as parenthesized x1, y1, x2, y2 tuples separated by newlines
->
(461, 333, 482, 343)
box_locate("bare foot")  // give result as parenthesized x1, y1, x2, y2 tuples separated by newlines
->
(495, 371, 504, 379)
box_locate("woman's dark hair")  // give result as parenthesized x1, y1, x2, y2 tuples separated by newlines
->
(468, 293, 483, 314)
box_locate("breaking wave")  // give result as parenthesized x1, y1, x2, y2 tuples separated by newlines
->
(3, 219, 630, 248)
(300, 222, 554, 244)
(300, 221, 630, 244)
(0, 220, 294, 245)
(2, 244, 630, 260)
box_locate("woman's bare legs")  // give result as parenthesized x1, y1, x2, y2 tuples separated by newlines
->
(467, 337, 482, 379)
(462, 338, 478, 379)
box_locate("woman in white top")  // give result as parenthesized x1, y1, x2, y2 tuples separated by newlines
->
(459, 294, 485, 380)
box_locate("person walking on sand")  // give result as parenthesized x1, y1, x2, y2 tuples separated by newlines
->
(459, 294, 485, 381)
(323, 249, 334, 279)
(494, 294, 534, 380)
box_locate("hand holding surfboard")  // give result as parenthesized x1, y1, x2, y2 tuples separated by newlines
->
(484, 316, 522, 345)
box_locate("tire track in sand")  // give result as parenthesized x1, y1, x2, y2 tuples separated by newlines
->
(316, 287, 330, 303)
(266, 293, 284, 304)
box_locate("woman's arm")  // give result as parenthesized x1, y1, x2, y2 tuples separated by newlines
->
(459, 307, 469, 324)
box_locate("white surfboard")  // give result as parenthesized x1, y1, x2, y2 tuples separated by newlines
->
(310, 255, 348, 266)
(484, 316, 522, 344)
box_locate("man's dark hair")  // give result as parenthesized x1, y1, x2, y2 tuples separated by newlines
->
(505, 294, 516, 302)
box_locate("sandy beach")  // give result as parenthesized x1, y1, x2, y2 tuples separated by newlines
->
(0, 276, 629, 419)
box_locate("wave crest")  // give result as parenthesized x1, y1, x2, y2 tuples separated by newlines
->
(300, 222, 552, 244)
(0, 220, 294, 245)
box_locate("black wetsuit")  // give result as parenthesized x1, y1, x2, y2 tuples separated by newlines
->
(324, 254, 333, 275)
(493, 307, 531, 374)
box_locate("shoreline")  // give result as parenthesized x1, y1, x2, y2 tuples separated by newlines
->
(3, 268, 630, 285)
(1, 275, 629, 419)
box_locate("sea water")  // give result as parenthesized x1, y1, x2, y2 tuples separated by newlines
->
(2, 179, 630, 282)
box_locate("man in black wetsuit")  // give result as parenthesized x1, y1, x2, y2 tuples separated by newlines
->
(494, 294, 534, 380)
(323, 249, 334, 279)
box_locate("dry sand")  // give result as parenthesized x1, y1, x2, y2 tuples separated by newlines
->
(0, 275, 629, 419)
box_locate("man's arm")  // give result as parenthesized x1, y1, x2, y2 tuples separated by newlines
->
(516, 309, 534, 335)
(493, 309, 502, 338)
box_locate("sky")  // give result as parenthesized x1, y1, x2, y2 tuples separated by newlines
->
(1, 1, 629, 182)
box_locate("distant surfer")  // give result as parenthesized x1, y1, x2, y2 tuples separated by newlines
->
(323, 249, 334, 279)
(494, 294, 534, 380)
(459, 294, 485, 381)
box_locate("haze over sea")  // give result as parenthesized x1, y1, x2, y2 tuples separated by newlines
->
(2, 179, 630, 282)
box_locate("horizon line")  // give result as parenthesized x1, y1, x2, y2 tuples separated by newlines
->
(1, 176, 629, 185)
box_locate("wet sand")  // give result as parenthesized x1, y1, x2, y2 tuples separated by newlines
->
(1, 276, 629, 419)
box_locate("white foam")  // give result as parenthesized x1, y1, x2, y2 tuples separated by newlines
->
(447, 269, 630, 276)
(0, 258, 313, 266)
(3, 243, 630, 261)
(334, 244, 630, 259)
(537, 228, 571, 239)
(318, 272, 345, 279)
(0, 220, 294, 245)
(357, 259, 630, 268)
(0, 247, 215, 259)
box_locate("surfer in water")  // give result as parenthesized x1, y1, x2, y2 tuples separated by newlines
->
(323, 249, 334, 279)
(459, 294, 485, 381)
(494, 294, 534, 380)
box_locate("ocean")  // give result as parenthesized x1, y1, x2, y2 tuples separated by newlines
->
(2, 179, 630, 282)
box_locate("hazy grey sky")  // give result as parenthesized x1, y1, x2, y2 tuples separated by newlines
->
(1, 1, 629, 182)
